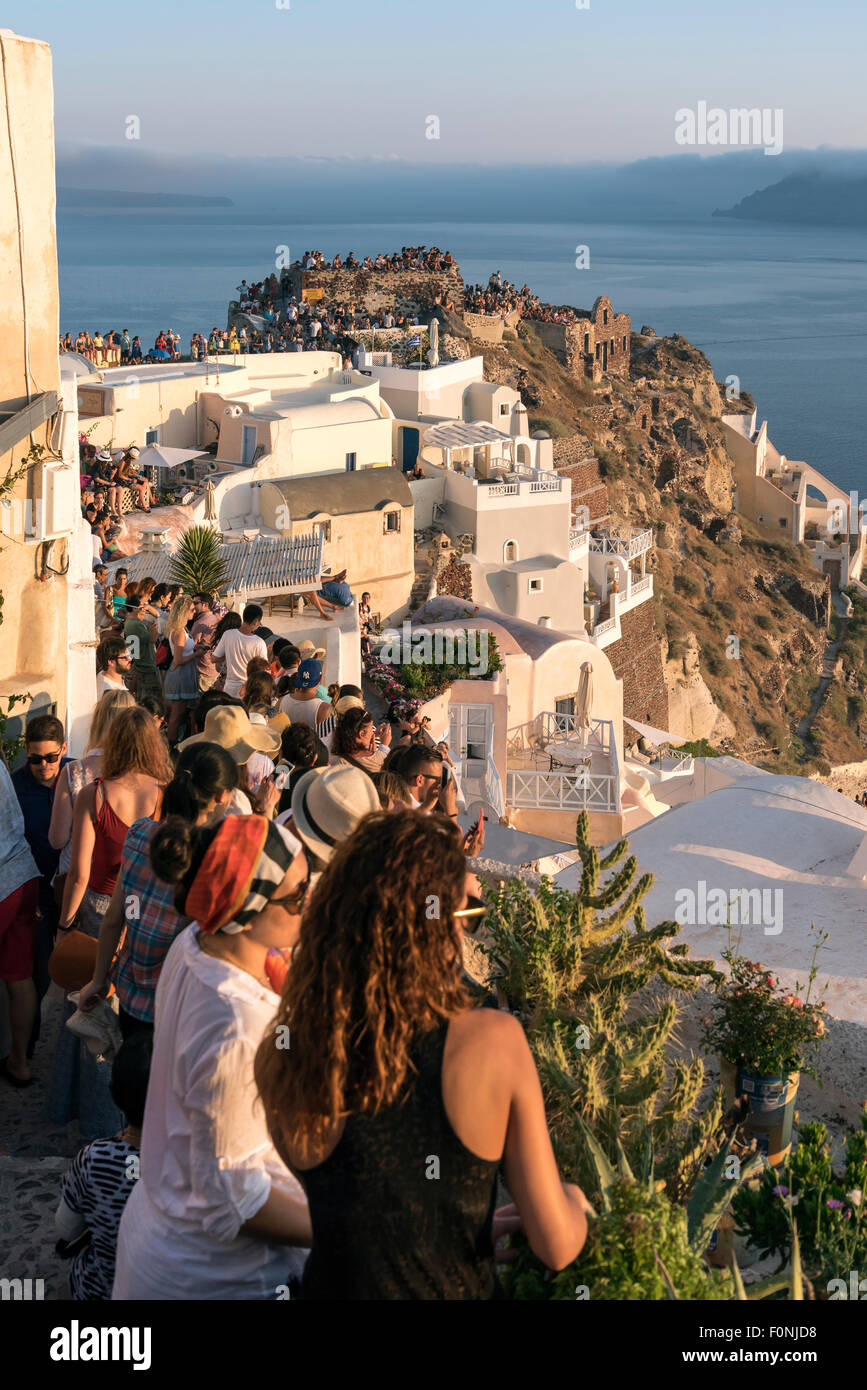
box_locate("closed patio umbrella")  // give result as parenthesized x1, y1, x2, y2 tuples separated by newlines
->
(575, 660, 593, 730)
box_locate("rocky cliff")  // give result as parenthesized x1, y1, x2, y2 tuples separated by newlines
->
(470, 320, 846, 771)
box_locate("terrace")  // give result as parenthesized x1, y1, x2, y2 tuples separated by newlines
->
(505, 712, 621, 814)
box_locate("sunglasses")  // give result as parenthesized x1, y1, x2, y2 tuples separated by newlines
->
(27, 752, 61, 765)
(269, 848, 315, 917)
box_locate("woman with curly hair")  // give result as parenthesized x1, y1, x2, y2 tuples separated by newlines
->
(329, 707, 390, 776)
(255, 810, 589, 1299)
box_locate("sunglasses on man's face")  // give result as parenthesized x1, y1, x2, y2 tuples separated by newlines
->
(28, 752, 61, 765)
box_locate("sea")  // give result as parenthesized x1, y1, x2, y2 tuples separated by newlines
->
(57, 212, 867, 495)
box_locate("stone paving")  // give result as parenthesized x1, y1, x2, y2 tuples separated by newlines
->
(0, 987, 83, 1301)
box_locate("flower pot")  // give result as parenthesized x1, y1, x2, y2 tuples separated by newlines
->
(720, 1057, 799, 1166)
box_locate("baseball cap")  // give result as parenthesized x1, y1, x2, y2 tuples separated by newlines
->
(295, 658, 322, 690)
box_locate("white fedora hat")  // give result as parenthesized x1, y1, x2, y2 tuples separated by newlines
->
(291, 764, 379, 862)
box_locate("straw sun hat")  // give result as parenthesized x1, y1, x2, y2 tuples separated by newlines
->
(290, 764, 380, 862)
(297, 639, 326, 661)
(179, 706, 281, 762)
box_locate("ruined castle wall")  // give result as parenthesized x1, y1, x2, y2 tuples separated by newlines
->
(605, 602, 670, 732)
(287, 267, 464, 317)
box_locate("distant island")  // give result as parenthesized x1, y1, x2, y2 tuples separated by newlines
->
(58, 188, 234, 208)
(713, 170, 867, 227)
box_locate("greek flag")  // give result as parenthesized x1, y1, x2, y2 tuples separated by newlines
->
(407, 334, 422, 347)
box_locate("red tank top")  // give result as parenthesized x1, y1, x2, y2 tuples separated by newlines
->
(87, 779, 133, 896)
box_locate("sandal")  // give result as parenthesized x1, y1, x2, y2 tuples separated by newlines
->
(0, 1057, 35, 1089)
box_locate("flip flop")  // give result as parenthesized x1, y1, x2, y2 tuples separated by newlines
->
(0, 1058, 35, 1089)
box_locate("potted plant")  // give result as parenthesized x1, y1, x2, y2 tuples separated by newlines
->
(701, 925, 828, 1165)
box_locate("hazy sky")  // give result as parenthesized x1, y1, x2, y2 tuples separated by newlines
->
(7, 0, 865, 162)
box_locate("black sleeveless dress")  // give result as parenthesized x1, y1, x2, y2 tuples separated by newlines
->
(298, 1022, 501, 1300)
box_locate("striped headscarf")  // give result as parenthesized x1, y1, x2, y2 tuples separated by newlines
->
(185, 815, 301, 935)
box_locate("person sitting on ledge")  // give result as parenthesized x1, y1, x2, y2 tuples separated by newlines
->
(309, 568, 353, 622)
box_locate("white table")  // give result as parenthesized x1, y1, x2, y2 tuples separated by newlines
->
(545, 741, 592, 771)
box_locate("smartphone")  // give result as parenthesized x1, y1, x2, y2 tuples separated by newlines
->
(271, 766, 290, 791)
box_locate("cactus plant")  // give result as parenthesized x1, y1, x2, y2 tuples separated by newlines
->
(483, 813, 724, 1205)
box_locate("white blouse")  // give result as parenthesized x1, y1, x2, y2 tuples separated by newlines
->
(112, 924, 306, 1299)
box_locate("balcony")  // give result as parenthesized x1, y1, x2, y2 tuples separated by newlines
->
(588, 525, 653, 560)
(505, 713, 621, 813)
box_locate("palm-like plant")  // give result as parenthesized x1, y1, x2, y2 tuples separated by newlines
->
(169, 524, 228, 597)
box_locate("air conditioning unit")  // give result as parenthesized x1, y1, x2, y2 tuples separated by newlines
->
(223, 405, 243, 418)
(26, 462, 78, 541)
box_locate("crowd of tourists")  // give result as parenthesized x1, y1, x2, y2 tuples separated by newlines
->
(290, 245, 458, 274)
(0, 568, 592, 1299)
(61, 329, 185, 366)
(463, 273, 582, 326)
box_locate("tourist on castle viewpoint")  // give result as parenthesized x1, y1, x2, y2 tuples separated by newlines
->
(95, 636, 132, 699)
(163, 596, 199, 746)
(213, 604, 268, 699)
(112, 814, 312, 1300)
(255, 810, 590, 1299)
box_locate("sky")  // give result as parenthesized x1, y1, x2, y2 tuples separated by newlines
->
(5, 0, 866, 164)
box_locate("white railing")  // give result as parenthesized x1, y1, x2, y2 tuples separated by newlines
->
(652, 751, 693, 776)
(589, 527, 653, 560)
(569, 527, 589, 551)
(529, 476, 563, 492)
(486, 483, 519, 497)
(593, 616, 618, 638)
(507, 713, 614, 755)
(631, 575, 652, 597)
(507, 769, 619, 813)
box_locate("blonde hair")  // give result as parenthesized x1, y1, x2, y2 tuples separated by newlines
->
(166, 594, 193, 644)
(101, 706, 173, 784)
(87, 688, 136, 751)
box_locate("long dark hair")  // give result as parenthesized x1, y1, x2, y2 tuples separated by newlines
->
(255, 811, 468, 1161)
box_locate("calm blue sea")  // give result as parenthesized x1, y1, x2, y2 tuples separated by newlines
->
(57, 213, 867, 493)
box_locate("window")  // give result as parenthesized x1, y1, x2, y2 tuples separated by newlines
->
(504, 539, 518, 562)
(779, 517, 787, 528)
(622, 336, 627, 351)
(584, 333, 590, 354)
(528, 577, 543, 593)
(346, 453, 357, 472)
(641, 414, 647, 430)
(595, 344, 600, 360)
(499, 402, 510, 417)
(145, 428, 159, 445)
(603, 309, 609, 326)
(384, 509, 401, 534)
(316, 520, 332, 542)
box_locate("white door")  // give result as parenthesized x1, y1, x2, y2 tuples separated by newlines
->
(449, 703, 491, 800)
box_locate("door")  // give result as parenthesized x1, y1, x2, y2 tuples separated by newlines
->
(449, 702, 492, 800)
(401, 427, 419, 472)
(241, 425, 257, 465)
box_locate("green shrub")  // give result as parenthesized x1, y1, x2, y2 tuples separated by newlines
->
(676, 574, 702, 598)
(528, 415, 572, 438)
(504, 1178, 730, 1301)
(756, 613, 775, 631)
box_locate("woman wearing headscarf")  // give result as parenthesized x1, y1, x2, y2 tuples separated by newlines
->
(112, 813, 311, 1299)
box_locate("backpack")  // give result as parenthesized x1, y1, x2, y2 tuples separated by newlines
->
(155, 638, 172, 671)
